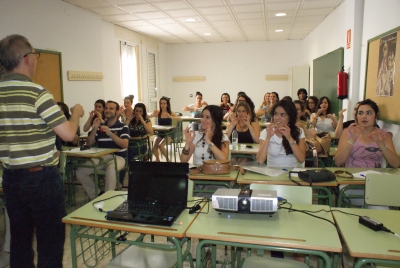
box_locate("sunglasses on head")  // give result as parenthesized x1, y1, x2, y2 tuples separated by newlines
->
(334, 170, 354, 178)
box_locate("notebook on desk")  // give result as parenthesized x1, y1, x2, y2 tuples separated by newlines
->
(106, 162, 189, 226)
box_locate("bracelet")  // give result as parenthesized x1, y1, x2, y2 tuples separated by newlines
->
(290, 140, 296, 146)
(348, 139, 355, 145)
(182, 147, 190, 155)
(380, 145, 388, 152)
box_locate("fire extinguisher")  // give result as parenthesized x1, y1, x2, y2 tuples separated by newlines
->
(337, 66, 348, 99)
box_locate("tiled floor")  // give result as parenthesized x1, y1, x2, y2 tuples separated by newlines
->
(0, 146, 357, 267)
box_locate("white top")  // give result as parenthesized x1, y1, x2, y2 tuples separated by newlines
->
(192, 131, 229, 165)
(312, 113, 335, 132)
(188, 104, 207, 110)
(259, 128, 305, 167)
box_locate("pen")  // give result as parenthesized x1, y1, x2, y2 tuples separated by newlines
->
(282, 168, 288, 171)
(360, 174, 365, 177)
(173, 221, 182, 225)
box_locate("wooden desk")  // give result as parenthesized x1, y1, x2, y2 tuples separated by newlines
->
(237, 168, 338, 206)
(332, 208, 400, 268)
(187, 204, 342, 268)
(63, 147, 120, 205)
(63, 191, 202, 268)
(152, 125, 176, 162)
(189, 169, 239, 196)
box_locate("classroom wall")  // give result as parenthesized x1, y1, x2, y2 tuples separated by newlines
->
(163, 40, 304, 115)
(303, 0, 400, 151)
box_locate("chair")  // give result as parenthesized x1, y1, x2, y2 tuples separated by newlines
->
(365, 174, 400, 207)
(129, 135, 152, 161)
(238, 184, 312, 268)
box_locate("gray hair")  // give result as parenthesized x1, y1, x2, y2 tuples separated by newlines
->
(0, 34, 32, 72)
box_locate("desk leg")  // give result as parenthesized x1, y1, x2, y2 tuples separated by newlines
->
(354, 258, 400, 268)
(70, 225, 78, 268)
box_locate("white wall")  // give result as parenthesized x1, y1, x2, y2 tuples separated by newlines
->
(0, 0, 161, 132)
(166, 40, 304, 115)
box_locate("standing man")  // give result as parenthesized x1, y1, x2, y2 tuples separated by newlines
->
(0, 34, 84, 267)
(76, 100, 129, 200)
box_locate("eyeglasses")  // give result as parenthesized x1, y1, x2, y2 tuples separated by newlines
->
(334, 170, 354, 179)
(24, 51, 40, 59)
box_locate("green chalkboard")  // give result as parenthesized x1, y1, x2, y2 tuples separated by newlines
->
(313, 48, 344, 115)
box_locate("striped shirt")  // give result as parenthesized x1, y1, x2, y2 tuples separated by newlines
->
(95, 120, 130, 158)
(0, 73, 67, 169)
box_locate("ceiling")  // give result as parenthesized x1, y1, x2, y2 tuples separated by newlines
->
(63, 0, 344, 44)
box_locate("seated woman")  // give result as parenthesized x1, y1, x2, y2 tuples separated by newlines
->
(334, 101, 361, 138)
(180, 105, 229, 165)
(119, 95, 134, 122)
(335, 99, 399, 168)
(226, 102, 260, 144)
(152, 97, 181, 162)
(310, 96, 337, 132)
(256, 100, 306, 167)
(224, 93, 257, 122)
(255, 92, 270, 120)
(334, 99, 399, 209)
(182, 91, 208, 117)
(119, 103, 154, 184)
(57, 101, 80, 146)
(219, 93, 233, 115)
(83, 99, 105, 132)
(294, 100, 316, 138)
(304, 96, 318, 121)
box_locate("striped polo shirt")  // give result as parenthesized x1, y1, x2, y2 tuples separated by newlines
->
(95, 120, 130, 158)
(0, 73, 67, 169)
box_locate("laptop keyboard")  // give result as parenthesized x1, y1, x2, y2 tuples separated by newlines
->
(115, 202, 182, 216)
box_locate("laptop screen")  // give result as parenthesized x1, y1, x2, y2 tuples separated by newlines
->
(128, 162, 189, 205)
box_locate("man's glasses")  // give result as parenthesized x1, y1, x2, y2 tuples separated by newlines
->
(24, 51, 40, 59)
(334, 170, 354, 178)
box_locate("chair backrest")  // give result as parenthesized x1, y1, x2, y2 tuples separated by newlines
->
(365, 174, 400, 207)
(250, 184, 312, 204)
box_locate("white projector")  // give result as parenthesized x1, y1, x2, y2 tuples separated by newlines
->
(211, 188, 278, 214)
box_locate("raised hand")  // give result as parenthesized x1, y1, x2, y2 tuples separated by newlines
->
(230, 112, 238, 125)
(348, 123, 363, 141)
(277, 124, 291, 139)
(338, 109, 347, 119)
(368, 129, 386, 147)
(266, 123, 278, 140)
(184, 126, 195, 144)
(71, 104, 84, 118)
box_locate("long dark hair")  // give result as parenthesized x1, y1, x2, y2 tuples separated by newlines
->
(317, 96, 333, 115)
(270, 100, 301, 155)
(306, 96, 319, 113)
(131, 103, 148, 125)
(293, 100, 306, 121)
(233, 93, 256, 119)
(158, 96, 172, 118)
(57, 102, 70, 120)
(197, 105, 225, 150)
(94, 99, 106, 118)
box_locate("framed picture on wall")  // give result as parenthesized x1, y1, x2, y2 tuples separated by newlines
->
(365, 26, 400, 124)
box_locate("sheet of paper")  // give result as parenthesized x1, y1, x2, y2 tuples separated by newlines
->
(242, 165, 286, 177)
(352, 170, 384, 179)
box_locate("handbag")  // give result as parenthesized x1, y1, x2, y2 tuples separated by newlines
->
(289, 169, 336, 186)
(189, 160, 231, 175)
(305, 132, 331, 158)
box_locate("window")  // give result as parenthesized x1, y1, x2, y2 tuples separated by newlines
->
(120, 42, 139, 100)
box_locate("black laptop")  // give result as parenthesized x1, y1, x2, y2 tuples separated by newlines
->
(106, 162, 189, 226)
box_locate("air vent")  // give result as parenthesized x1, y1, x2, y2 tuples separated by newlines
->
(216, 197, 237, 211)
(251, 198, 274, 212)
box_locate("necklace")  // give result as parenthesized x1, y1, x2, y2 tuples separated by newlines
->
(201, 139, 214, 160)
(237, 123, 247, 131)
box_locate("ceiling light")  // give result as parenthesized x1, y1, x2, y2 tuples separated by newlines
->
(186, 18, 197, 22)
(275, 13, 287, 17)
(204, 33, 211, 36)
(275, 29, 283, 32)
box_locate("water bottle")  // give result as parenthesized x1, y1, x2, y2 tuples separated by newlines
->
(232, 129, 238, 150)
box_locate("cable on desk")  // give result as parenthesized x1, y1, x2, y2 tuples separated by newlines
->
(187, 197, 209, 214)
(92, 193, 128, 213)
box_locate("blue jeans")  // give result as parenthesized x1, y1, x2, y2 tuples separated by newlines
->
(2, 166, 66, 268)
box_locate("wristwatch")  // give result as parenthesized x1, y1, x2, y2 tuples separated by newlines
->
(208, 142, 214, 150)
